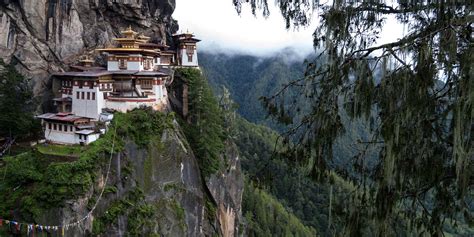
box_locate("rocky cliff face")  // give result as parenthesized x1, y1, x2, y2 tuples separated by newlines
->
(36, 121, 243, 236)
(207, 141, 244, 237)
(0, 0, 177, 97)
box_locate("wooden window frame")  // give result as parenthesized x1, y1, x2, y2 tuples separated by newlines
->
(119, 59, 127, 69)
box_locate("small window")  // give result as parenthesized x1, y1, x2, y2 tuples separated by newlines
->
(87, 92, 90, 100)
(81, 92, 85, 99)
(53, 124, 57, 130)
(58, 124, 62, 131)
(188, 54, 193, 62)
(92, 92, 96, 100)
(119, 59, 126, 69)
(48, 123, 52, 130)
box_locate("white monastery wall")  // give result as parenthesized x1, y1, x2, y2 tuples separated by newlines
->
(180, 49, 198, 67)
(107, 61, 119, 71)
(44, 127, 77, 144)
(72, 86, 103, 119)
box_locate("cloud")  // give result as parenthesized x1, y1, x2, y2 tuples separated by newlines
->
(173, 1, 406, 57)
(173, 0, 316, 56)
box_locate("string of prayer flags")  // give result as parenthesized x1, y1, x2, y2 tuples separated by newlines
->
(0, 127, 117, 236)
(0, 218, 73, 236)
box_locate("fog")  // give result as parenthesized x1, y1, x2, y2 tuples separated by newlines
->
(173, 0, 316, 57)
(173, 0, 405, 58)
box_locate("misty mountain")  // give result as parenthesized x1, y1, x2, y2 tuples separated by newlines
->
(199, 50, 379, 174)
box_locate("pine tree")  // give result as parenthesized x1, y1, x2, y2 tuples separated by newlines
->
(232, 1, 473, 235)
(0, 60, 40, 139)
(177, 68, 225, 178)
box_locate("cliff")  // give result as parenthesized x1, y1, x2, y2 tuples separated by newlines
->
(0, 109, 244, 236)
(0, 0, 178, 97)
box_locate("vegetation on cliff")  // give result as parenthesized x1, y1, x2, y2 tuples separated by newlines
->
(243, 181, 317, 236)
(0, 109, 173, 234)
(176, 68, 226, 178)
(0, 60, 40, 139)
(226, 1, 474, 235)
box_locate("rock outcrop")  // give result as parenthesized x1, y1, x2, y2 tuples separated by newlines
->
(0, 0, 178, 98)
(35, 121, 243, 236)
(207, 141, 244, 237)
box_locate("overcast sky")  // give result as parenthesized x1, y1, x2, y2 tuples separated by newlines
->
(173, 0, 405, 57)
(173, 0, 316, 56)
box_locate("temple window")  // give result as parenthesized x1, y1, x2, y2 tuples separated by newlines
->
(48, 123, 52, 130)
(188, 54, 193, 62)
(81, 92, 85, 100)
(92, 92, 96, 100)
(141, 80, 152, 89)
(119, 59, 127, 69)
(186, 45, 193, 53)
(87, 92, 90, 100)
(76, 92, 80, 99)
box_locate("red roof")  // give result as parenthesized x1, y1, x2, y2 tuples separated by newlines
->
(36, 113, 92, 123)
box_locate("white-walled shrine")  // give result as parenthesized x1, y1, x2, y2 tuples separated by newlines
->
(37, 27, 200, 145)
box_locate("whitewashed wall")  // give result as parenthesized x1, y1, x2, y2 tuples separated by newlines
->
(72, 86, 104, 119)
(179, 48, 199, 67)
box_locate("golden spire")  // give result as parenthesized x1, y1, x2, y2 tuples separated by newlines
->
(79, 54, 94, 67)
(121, 25, 138, 39)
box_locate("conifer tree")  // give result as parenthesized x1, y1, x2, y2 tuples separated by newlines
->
(177, 68, 225, 178)
(0, 60, 40, 139)
(232, 1, 473, 235)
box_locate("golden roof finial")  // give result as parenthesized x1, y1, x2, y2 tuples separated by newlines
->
(121, 25, 138, 38)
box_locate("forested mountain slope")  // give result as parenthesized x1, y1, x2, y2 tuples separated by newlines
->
(199, 51, 378, 174)
(200, 50, 474, 236)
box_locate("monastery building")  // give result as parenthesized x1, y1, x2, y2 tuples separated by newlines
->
(37, 27, 200, 145)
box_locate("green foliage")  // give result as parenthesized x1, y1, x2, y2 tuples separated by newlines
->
(243, 181, 317, 236)
(113, 107, 174, 147)
(231, 1, 473, 235)
(200, 52, 305, 131)
(0, 60, 41, 138)
(37, 144, 85, 157)
(93, 187, 157, 236)
(0, 109, 172, 224)
(235, 116, 360, 235)
(104, 186, 118, 195)
(177, 68, 226, 178)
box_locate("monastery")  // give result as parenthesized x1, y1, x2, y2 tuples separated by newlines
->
(37, 27, 200, 145)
